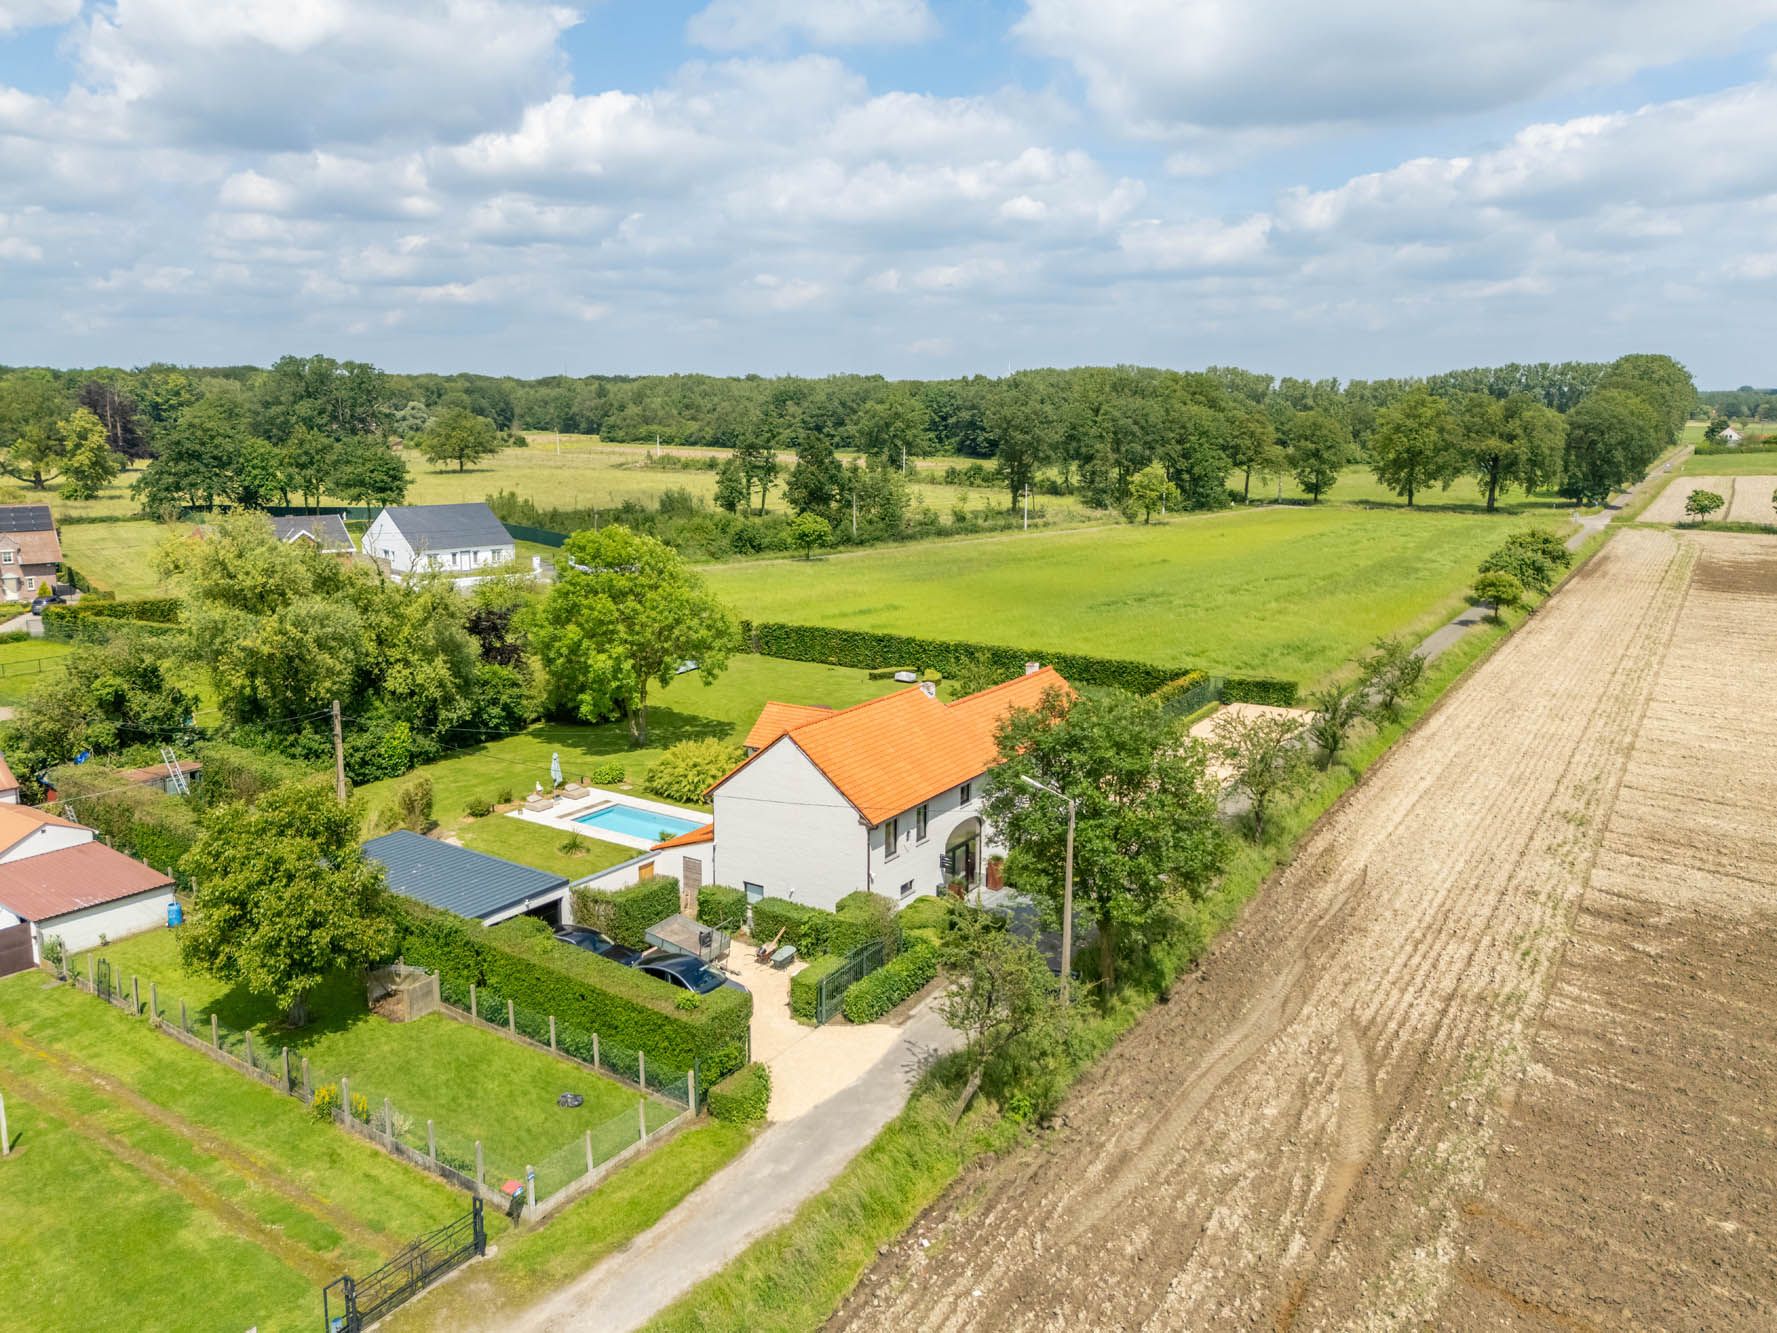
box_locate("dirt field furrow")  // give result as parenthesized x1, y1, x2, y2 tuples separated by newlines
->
(1642, 475, 1737, 524)
(833, 529, 1777, 1332)
(1724, 474, 1777, 525)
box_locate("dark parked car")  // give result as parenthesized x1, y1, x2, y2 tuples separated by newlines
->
(29, 594, 64, 613)
(552, 925, 643, 967)
(637, 954, 746, 995)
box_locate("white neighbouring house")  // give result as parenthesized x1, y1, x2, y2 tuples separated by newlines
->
(363, 502, 515, 576)
(704, 665, 1069, 913)
(0, 803, 177, 975)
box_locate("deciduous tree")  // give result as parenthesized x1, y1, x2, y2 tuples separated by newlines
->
(57, 407, 121, 501)
(1683, 489, 1725, 523)
(1286, 409, 1350, 502)
(1369, 387, 1457, 507)
(415, 406, 501, 472)
(1472, 570, 1524, 619)
(1212, 708, 1310, 839)
(1127, 460, 1174, 523)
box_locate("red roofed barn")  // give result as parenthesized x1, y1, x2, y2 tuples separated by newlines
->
(706, 664, 1068, 912)
(0, 803, 176, 977)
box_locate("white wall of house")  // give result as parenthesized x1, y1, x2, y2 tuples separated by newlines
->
(562, 840, 716, 917)
(867, 780, 996, 906)
(0, 824, 92, 865)
(712, 740, 869, 912)
(364, 511, 416, 570)
(24, 890, 178, 962)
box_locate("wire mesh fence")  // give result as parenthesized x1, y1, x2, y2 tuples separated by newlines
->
(65, 953, 689, 1219)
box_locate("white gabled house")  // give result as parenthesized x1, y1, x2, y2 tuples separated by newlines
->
(364, 503, 515, 576)
(705, 665, 1069, 913)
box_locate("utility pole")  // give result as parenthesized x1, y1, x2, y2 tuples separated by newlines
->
(331, 700, 346, 803)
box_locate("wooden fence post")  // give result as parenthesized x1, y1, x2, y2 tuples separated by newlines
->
(428, 1120, 436, 1162)
(469, 983, 477, 1021)
(592, 1032, 600, 1069)
(87, 956, 94, 992)
(549, 1015, 557, 1051)
(475, 1141, 484, 1189)
(211, 1013, 219, 1049)
(638, 1097, 647, 1143)
(584, 1128, 594, 1174)
(507, 999, 515, 1034)
(282, 1047, 291, 1094)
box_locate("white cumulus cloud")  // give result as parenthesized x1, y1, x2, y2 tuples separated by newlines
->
(688, 0, 934, 50)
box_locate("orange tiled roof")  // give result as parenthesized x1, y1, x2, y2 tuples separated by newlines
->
(720, 667, 1069, 826)
(742, 701, 834, 751)
(0, 802, 84, 854)
(652, 821, 715, 851)
(0, 754, 16, 793)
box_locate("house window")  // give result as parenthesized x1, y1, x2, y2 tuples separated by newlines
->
(899, 879, 916, 899)
(744, 881, 765, 904)
(884, 817, 900, 859)
(915, 804, 929, 842)
(960, 781, 972, 805)
(1, 552, 12, 564)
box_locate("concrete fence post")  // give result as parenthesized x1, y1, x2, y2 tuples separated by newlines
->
(638, 1050, 646, 1092)
(1, 1091, 9, 1157)
(301, 1056, 311, 1098)
(340, 1077, 350, 1122)
(180, 999, 188, 1032)
(244, 1030, 253, 1069)
(507, 999, 515, 1034)
(383, 1097, 393, 1138)
(592, 1032, 600, 1069)
(282, 1047, 291, 1094)
(584, 1128, 594, 1174)
(639, 1097, 648, 1143)
(475, 1141, 484, 1189)
(132, 976, 140, 1014)
(526, 1166, 536, 1221)
(211, 1013, 219, 1049)
(549, 1015, 557, 1051)
(87, 956, 94, 992)
(428, 1120, 436, 1162)
(149, 982, 158, 1020)
(688, 1067, 697, 1113)
(469, 983, 477, 1021)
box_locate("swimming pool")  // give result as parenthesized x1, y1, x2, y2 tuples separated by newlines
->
(574, 802, 704, 843)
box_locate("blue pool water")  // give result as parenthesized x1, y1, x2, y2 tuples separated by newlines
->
(574, 803, 703, 841)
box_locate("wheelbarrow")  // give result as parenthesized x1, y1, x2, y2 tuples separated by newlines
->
(770, 944, 798, 969)
(754, 927, 786, 963)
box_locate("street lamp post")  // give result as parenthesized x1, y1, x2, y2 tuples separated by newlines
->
(1021, 775, 1076, 1007)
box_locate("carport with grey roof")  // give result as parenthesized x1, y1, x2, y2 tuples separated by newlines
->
(363, 829, 571, 926)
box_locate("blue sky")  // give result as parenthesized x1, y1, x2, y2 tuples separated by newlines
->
(2, 1, 1775, 385)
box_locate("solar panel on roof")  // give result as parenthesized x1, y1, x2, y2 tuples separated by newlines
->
(0, 506, 53, 533)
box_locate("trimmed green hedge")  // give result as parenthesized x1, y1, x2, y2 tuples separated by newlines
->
(750, 897, 834, 956)
(397, 904, 751, 1081)
(1222, 676, 1299, 706)
(841, 941, 938, 1024)
(744, 620, 1296, 705)
(697, 884, 748, 932)
(573, 876, 681, 948)
(895, 895, 958, 949)
(790, 955, 846, 1024)
(47, 596, 182, 623)
(706, 1062, 771, 1124)
(829, 893, 901, 957)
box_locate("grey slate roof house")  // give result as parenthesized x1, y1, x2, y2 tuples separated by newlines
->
(363, 502, 515, 576)
(363, 829, 570, 926)
(270, 513, 355, 554)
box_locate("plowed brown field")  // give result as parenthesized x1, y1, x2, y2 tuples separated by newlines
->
(1642, 475, 1735, 524)
(833, 528, 1777, 1333)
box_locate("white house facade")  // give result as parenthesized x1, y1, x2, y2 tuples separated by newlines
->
(708, 666, 1068, 913)
(364, 503, 515, 576)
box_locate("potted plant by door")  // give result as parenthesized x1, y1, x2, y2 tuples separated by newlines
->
(986, 856, 1005, 890)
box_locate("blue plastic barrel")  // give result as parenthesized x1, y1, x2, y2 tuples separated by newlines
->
(166, 900, 184, 928)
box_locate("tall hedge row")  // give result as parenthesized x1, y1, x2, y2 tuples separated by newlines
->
(1221, 677, 1300, 706)
(742, 620, 1296, 705)
(396, 904, 751, 1081)
(840, 941, 939, 1024)
(750, 897, 834, 956)
(573, 876, 681, 948)
(789, 955, 846, 1023)
(696, 884, 748, 932)
(46, 597, 182, 623)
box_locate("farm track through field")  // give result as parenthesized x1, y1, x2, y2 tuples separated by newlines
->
(0, 1018, 390, 1260)
(833, 528, 1777, 1331)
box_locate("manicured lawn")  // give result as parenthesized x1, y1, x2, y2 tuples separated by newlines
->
(705, 505, 1568, 686)
(79, 929, 681, 1190)
(1680, 448, 1777, 475)
(57, 519, 181, 597)
(0, 967, 463, 1333)
(358, 656, 903, 830)
(0, 637, 72, 705)
(457, 813, 639, 881)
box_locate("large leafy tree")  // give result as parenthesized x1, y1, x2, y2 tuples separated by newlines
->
(984, 388, 1051, 510)
(134, 391, 252, 512)
(1369, 387, 1457, 506)
(330, 435, 410, 506)
(983, 689, 1223, 993)
(179, 782, 397, 1027)
(1560, 388, 1661, 503)
(851, 392, 930, 473)
(784, 429, 844, 517)
(1226, 403, 1285, 502)
(57, 407, 122, 501)
(1455, 393, 1566, 510)
(415, 405, 501, 472)
(282, 425, 338, 509)
(527, 524, 738, 745)
(77, 378, 149, 459)
(0, 369, 73, 488)
(254, 354, 389, 443)
(1285, 408, 1350, 502)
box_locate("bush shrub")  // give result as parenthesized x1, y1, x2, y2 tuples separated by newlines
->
(829, 892, 902, 958)
(573, 876, 681, 948)
(589, 758, 626, 785)
(46, 596, 182, 623)
(376, 775, 433, 833)
(840, 941, 939, 1024)
(697, 884, 748, 932)
(192, 741, 319, 809)
(1221, 676, 1299, 706)
(790, 954, 846, 1023)
(464, 796, 493, 818)
(706, 1062, 771, 1123)
(398, 905, 751, 1081)
(896, 894, 958, 948)
(311, 1083, 341, 1121)
(644, 738, 742, 804)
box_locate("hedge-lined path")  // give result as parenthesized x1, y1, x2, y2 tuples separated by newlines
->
(508, 995, 960, 1333)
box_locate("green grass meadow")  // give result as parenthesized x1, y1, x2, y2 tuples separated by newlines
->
(57, 519, 180, 597)
(1680, 448, 1777, 476)
(706, 505, 1566, 687)
(0, 639, 72, 705)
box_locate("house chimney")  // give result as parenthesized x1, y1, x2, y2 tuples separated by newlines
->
(919, 681, 937, 699)
(1024, 662, 1040, 675)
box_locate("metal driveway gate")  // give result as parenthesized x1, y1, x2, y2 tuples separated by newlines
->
(815, 939, 887, 1024)
(323, 1198, 485, 1331)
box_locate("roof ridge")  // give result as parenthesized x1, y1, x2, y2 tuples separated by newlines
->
(788, 683, 932, 731)
(944, 665, 1061, 709)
